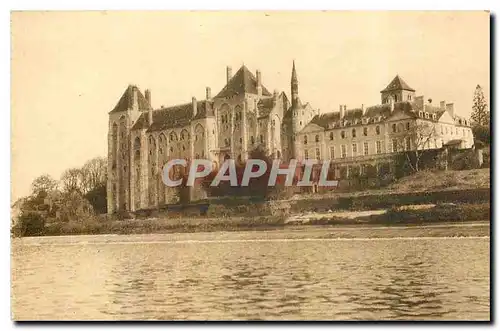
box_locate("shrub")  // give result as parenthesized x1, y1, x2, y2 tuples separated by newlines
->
(16, 212, 45, 236)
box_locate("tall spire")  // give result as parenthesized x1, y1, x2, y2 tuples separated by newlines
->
(291, 60, 298, 84)
(291, 60, 299, 108)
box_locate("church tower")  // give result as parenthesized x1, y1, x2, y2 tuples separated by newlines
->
(289, 60, 304, 159)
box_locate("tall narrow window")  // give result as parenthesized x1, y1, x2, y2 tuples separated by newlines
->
(363, 142, 369, 155)
(329, 132, 334, 141)
(304, 135, 308, 145)
(304, 149, 309, 159)
(405, 137, 411, 151)
(352, 129, 357, 138)
(392, 124, 397, 133)
(330, 146, 335, 159)
(341, 145, 347, 159)
(363, 127, 368, 136)
(352, 143, 357, 156)
(406, 122, 410, 130)
(315, 148, 321, 160)
(315, 135, 320, 143)
(392, 139, 398, 153)
(376, 141, 382, 154)
(260, 135, 264, 143)
(376, 126, 380, 135)
(341, 131, 346, 139)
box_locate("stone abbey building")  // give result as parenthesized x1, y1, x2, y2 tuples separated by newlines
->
(107, 62, 474, 214)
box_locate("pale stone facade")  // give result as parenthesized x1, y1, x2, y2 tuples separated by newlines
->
(107, 64, 473, 214)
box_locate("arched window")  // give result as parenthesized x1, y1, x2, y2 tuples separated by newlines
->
(376, 126, 380, 135)
(304, 135, 308, 145)
(352, 129, 356, 138)
(341, 131, 346, 139)
(363, 127, 368, 136)
(315, 135, 320, 143)
(329, 132, 334, 141)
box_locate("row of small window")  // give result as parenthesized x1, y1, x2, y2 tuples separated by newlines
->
(441, 125, 469, 136)
(304, 141, 386, 160)
(304, 126, 382, 145)
(224, 135, 265, 147)
(392, 122, 411, 133)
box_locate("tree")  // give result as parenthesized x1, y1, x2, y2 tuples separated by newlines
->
(471, 84, 489, 126)
(80, 157, 107, 194)
(31, 174, 58, 197)
(60, 168, 83, 193)
(398, 121, 440, 172)
(58, 191, 94, 222)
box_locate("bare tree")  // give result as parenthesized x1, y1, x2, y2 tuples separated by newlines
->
(60, 168, 83, 193)
(80, 157, 107, 194)
(31, 174, 58, 196)
(397, 121, 440, 172)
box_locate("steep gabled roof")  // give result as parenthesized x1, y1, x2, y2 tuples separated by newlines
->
(310, 102, 415, 129)
(131, 100, 214, 132)
(110, 85, 151, 113)
(381, 75, 415, 93)
(215, 65, 272, 99)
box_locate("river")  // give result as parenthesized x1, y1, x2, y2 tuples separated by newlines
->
(11, 224, 490, 321)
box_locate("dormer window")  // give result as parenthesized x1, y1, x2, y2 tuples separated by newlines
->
(362, 118, 368, 124)
(432, 114, 437, 120)
(419, 111, 423, 117)
(425, 112, 429, 119)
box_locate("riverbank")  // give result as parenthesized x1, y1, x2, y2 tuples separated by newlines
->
(38, 202, 490, 237)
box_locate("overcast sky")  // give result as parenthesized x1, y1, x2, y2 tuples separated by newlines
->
(11, 11, 489, 201)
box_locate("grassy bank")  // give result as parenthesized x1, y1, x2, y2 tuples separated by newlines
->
(35, 202, 490, 237)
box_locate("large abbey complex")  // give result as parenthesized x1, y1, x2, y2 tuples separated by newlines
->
(107, 62, 474, 214)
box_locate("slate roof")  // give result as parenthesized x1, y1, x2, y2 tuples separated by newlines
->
(257, 92, 291, 118)
(310, 102, 415, 129)
(110, 85, 151, 113)
(131, 100, 214, 132)
(381, 75, 415, 93)
(214, 65, 272, 99)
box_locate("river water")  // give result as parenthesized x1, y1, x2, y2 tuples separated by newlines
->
(11, 225, 490, 321)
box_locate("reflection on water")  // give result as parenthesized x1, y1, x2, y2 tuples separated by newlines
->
(11, 229, 490, 320)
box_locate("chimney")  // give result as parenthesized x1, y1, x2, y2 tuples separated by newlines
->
(440, 100, 446, 109)
(446, 103, 454, 117)
(206, 87, 211, 100)
(339, 104, 345, 119)
(132, 86, 139, 111)
(256, 70, 262, 96)
(192, 97, 197, 117)
(145, 89, 151, 106)
(226, 66, 232, 83)
(273, 89, 279, 107)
